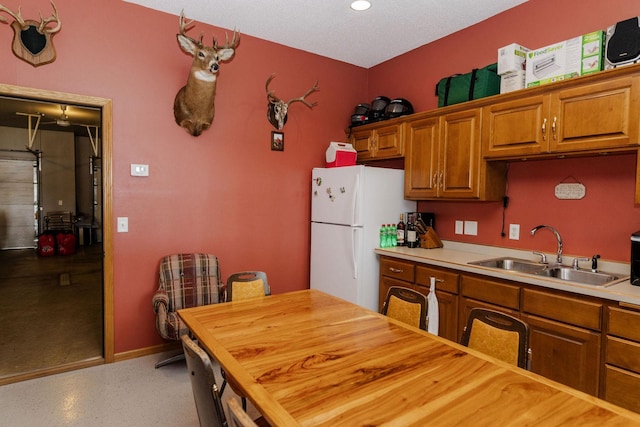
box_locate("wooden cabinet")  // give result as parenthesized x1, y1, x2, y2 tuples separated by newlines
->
(349, 121, 404, 162)
(521, 288, 603, 396)
(378, 256, 459, 341)
(483, 75, 640, 159)
(603, 304, 640, 412)
(404, 110, 506, 200)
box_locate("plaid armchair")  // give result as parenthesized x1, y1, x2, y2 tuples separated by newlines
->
(152, 253, 222, 367)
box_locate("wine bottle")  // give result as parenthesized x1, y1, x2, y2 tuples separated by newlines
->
(396, 214, 406, 246)
(407, 215, 418, 248)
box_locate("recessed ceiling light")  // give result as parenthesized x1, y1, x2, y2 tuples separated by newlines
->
(351, 1, 371, 12)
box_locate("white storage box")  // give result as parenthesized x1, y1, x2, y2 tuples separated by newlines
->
(326, 142, 356, 168)
(500, 69, 526, 93)
(525, 31, 604, 88)
(498, 43, 530, 75)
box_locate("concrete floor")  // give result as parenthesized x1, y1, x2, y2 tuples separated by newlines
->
(0, 350, 260, 427)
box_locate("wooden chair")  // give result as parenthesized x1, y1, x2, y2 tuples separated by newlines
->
(221, 271, 271, 408)
(460, 307, 531, 370)
(227, 397, 270, 427)
(181, 335, 227, 427)
(381, 286, 428, 330)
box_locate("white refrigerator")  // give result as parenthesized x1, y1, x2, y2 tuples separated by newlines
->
(310, 165, 416, 311)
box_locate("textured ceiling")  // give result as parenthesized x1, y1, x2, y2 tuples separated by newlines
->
(124, 0, 528, 68)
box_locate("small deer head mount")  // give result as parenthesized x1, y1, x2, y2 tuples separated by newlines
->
(0, 1, 61, 67)
(265, 73, 319, 130)
(173, 10, 239, 136)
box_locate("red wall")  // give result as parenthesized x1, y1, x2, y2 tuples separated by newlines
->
(369, 0, 640, 262)
(0, 0, 367, 353)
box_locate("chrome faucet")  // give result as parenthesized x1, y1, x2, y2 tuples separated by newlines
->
(530, 225, 563, 264)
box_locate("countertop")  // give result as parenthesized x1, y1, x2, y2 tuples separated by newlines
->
(375, 241, 640, 306)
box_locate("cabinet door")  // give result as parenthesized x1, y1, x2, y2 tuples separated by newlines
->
(350, 128, 373, 162)
(435, 290, 458, 342)
(439, 108, 482, 198)
(550, 75, 640, 153)
(482, 94, 550, 158)
(404, 116, 440, 199)
(523, 313, 601, 396)
(374, 123, 404, 159)
(604, 365, 640, 413)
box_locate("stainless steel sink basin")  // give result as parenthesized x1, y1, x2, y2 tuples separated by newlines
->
(468, 257, 547, 274)
(533, 267, 626, 287)
(468, 257, 628, 287)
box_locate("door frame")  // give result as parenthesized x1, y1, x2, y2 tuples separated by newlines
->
(0, 83, 114, 376)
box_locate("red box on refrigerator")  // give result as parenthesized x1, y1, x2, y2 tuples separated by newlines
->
(326, 142, 356, 167)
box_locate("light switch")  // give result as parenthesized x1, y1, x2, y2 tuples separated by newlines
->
(117, 217, 128, 233)
(131, 164, 149, 177)
(455, 220, 464, 235)
(464, 221, 478, 236)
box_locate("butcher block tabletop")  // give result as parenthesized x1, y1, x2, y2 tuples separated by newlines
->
(178, 289, 640, 426)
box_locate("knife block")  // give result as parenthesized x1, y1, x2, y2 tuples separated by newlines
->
(420, 227, 443, 249)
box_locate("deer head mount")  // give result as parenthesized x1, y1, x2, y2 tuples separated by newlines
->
(0, 1, 61, 67)
(173, 10, 239, 137)
(266, 74, 319, 130)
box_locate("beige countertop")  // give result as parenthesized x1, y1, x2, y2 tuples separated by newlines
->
(375, 241, 640, 306)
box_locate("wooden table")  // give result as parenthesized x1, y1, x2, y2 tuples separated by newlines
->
(178, 289, 640, 426)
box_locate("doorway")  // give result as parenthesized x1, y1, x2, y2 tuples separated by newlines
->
(0, 84, 113, 385)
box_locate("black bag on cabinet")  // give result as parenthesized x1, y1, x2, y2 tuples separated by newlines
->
(605, 16, 640, 69)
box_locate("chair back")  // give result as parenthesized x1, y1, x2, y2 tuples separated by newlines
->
(460, 307, 530, 369)
(227, 397, 258, 427)
(226, 271, 270, 302)
(181, 335, 227, 427)
(159, 254, 222, 312)
(381, 286, 428, 330)
(45, 211, 74, 232)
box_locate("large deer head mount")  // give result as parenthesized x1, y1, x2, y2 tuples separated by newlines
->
(0, 1, 61, 67)
(173, 11, 239, 136)
(266, 74, 319, 130)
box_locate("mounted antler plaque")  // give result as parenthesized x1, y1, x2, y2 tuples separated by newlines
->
(266, 73, 319, 130)
(0, 1, 61, 67)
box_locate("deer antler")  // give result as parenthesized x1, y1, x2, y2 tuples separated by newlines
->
(214, 29, 240, 51)
(178, 10, 202, 45)
(0, 4, 25, 26)
(286, 81, 320, 109)
(38, 1, 61, 34)
(265, 73, 281, 104)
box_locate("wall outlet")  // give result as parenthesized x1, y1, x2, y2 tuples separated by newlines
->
(464, 221, 478, 236)
(455, 220, 464, 235)
(509, 224, 520, 240)
(117, 217, 128, 233)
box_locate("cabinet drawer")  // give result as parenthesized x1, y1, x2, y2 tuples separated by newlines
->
(606, 335, 640, 372)
(604, 365, 640, 413)
(380, 257, 415, 283)
(522, 288, 602, 331)
(608, 305, 640, 342)
(460, 275, 519, 309)
(415, 265, 459, 294)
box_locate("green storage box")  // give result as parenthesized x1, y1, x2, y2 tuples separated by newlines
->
(436, 63, 501, 107)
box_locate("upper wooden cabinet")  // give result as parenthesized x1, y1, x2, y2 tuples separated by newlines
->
(404, 109, 506, 200)
(483, 74, 640, 159)
(349, 121, 404, 162)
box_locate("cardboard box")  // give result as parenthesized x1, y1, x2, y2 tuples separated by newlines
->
(500, 69, 526, 93)
(498, 43, 530, 75)
(525, 30, 605, 88)
(326, 142, 356, 167)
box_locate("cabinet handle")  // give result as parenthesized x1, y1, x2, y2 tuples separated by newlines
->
(389, 267, 404, 273)
(432, 172, 438, 188)
(439, 171, 444, 190)
(541, 117, 547, 141)
(552, 116, 557, 140)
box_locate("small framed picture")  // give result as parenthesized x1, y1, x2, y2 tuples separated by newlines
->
(271, 131, 284, 151)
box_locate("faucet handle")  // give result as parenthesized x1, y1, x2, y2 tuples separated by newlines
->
(572, 257, 591, 269)
(533, 251, 547, 263)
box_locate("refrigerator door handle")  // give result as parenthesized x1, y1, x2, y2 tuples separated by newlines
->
(351, 173, 360, 226)
(351, 227, 359, 279)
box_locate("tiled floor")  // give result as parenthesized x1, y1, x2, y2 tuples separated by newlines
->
(0, 350, 259, 427)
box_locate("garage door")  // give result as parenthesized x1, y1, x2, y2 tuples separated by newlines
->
(0, 158, 36, 249)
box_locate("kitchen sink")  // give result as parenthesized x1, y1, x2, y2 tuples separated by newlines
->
(468, 257, 628, 287)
